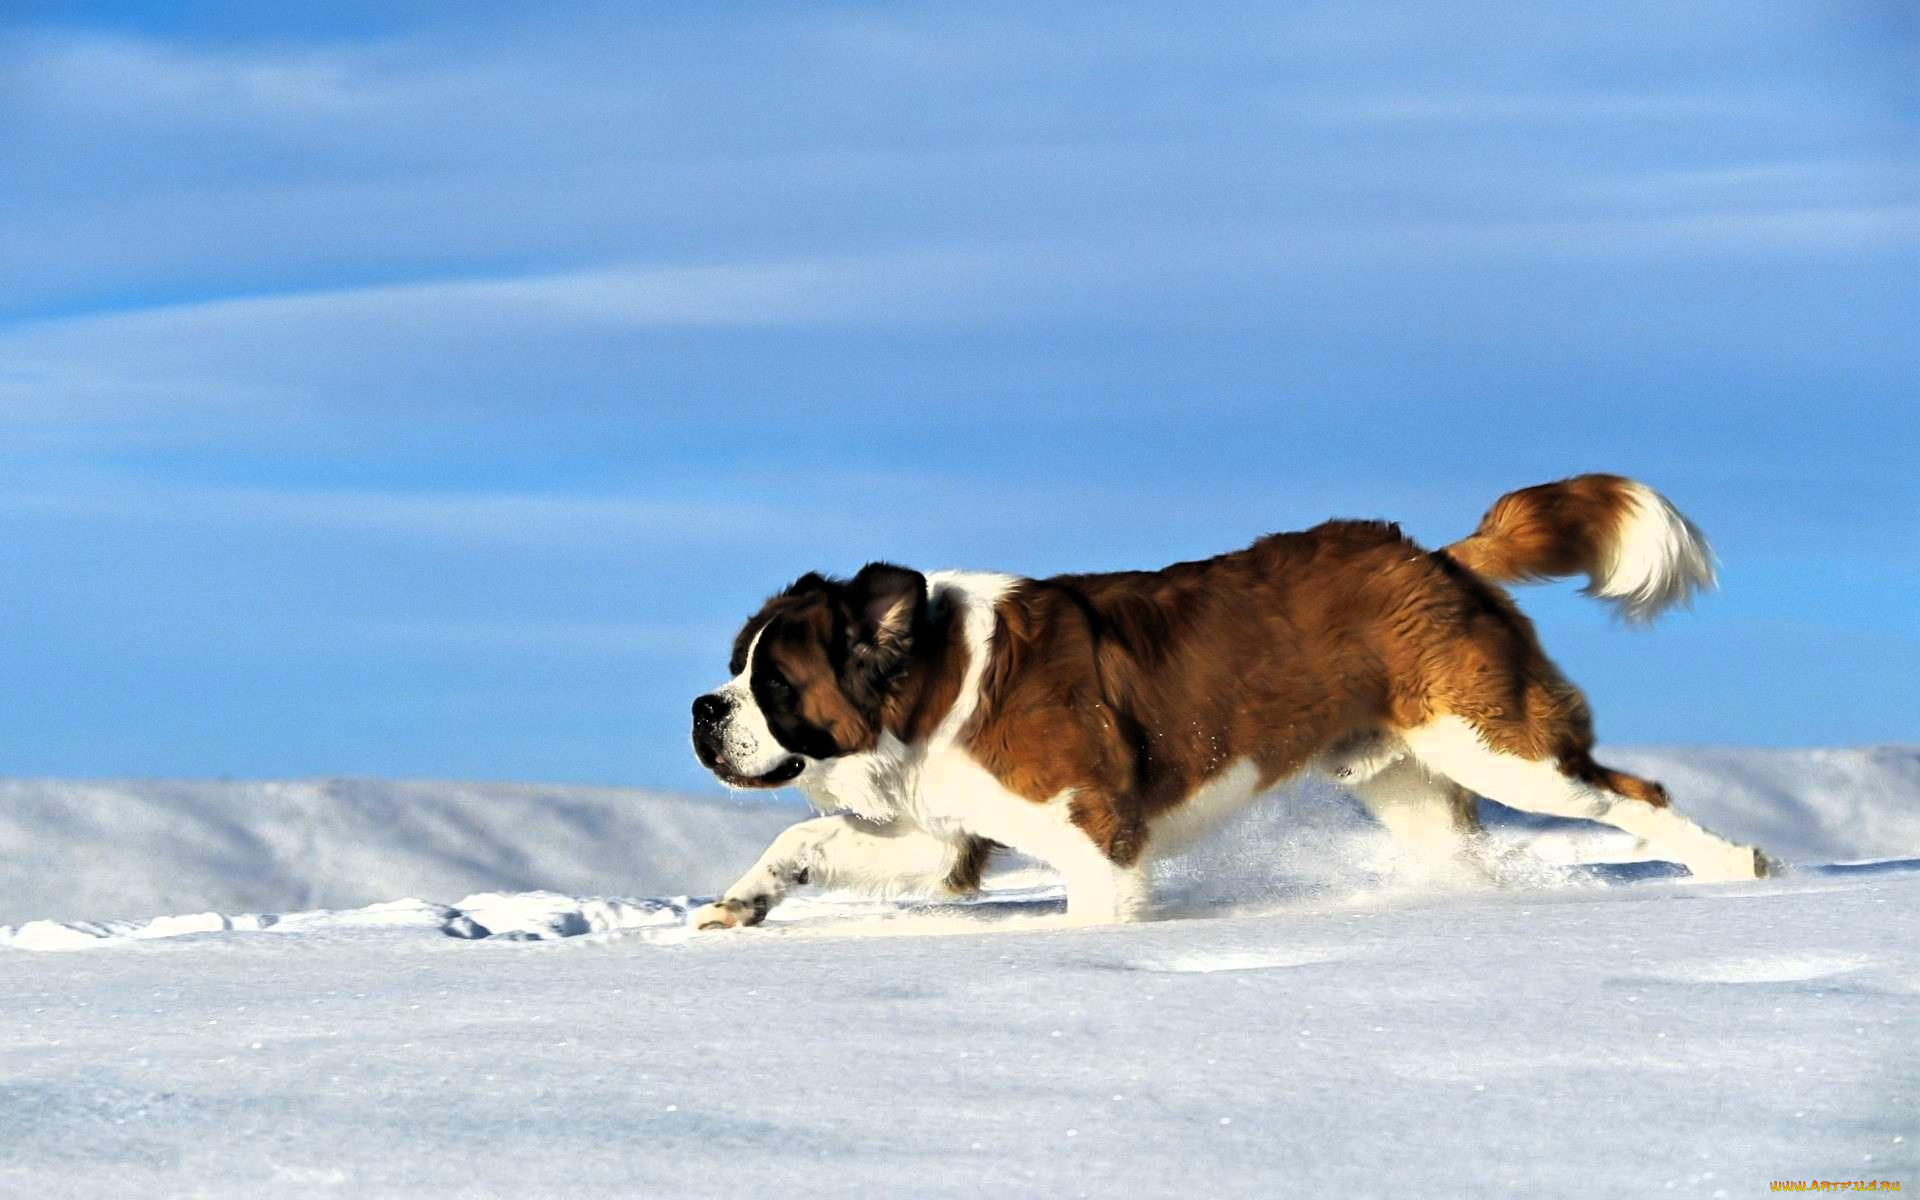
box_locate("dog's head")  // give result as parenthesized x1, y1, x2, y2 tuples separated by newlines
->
(691, 563, 927, 788)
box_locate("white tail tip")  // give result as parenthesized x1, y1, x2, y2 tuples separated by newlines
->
(1587, 481, 1718, 624)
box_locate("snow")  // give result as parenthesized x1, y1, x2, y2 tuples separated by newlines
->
(0, 777, 798, 927)
(3, 748, 1917, 1196)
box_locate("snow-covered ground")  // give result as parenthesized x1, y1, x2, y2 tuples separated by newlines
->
(3, 748, 1917, 1197)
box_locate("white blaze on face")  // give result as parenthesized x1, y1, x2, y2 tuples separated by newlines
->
(712, 626, 800, 776)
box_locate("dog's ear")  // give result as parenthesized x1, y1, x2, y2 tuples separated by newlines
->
(851, 563, 924, 651)
(782, 571, 835, 598)
(841, 562, 926, 704)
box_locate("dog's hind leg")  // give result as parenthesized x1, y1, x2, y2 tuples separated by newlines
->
(1402, 716, 1767, 881)
(1345, 756, 1490, 880)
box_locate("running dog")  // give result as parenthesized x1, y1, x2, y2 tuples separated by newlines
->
(689, 474, 1765, 929)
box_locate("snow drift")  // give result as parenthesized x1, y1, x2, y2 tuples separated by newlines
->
(0, 777, 797, 927)
(2, 746, 1914, 935)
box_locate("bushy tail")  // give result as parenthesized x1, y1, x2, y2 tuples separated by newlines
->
(1444, 474, 1717, 624)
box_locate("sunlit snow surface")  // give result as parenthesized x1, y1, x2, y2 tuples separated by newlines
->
(2, 748, 1916, 1197)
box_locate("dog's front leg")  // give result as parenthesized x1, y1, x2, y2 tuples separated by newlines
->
(689, 815, 969, 930)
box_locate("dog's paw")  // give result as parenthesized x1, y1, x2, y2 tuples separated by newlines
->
(1319, 731, 1407, 786)
(688, 895, 771, 932)
(1688, 843, 1772, 883)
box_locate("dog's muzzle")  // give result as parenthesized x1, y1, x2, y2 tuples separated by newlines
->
(691, 692, 732, 768)
(691, 693, 806, 785)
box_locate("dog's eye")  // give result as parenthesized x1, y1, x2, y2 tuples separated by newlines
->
(764, 674, 794, 700)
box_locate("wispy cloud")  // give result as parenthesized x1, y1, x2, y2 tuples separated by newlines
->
(354, 617, 734, 657)
(1281, 91, 1790, 127)
(4, 185, 1911, 454)
(1406, 205, 1920, 258)
(9, 191, 1908, 345)
(4, 28, 512, 139)
(0, 461, 1501, 573)
(1576, 158, 1917, 212)
(16, 33, 401, 116)
(8, 5, 1906, 320)
(5, 257, 890, 339)
(0, 478, 784, 550)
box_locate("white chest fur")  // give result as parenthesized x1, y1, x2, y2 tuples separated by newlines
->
(797, 732, 1031, 839)
(795, 570, 1017, 830)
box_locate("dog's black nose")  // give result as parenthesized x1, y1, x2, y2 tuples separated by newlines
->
(692, 693, 730, 729)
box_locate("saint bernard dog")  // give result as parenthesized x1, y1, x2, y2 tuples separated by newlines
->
(688, 473, 1767, 930)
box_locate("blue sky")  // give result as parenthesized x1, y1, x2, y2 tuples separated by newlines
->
(1, 1, 1914, 790)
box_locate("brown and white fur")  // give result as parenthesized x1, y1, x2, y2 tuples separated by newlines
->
(688, 474, 1765, 930)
